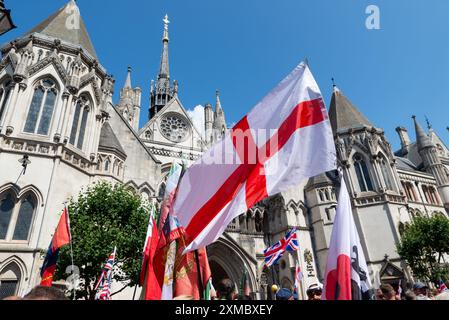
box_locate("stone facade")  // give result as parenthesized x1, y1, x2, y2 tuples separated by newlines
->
(0, 1, 448, 300)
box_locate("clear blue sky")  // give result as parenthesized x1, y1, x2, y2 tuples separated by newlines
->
(4, 0, 449, 150)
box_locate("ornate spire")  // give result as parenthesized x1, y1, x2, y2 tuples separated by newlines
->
(213, 90, 226, 140)
(159, 14, 170, 81)
(412, 115, 434, 150)
(150, 14, 175, 119)
(215, 90, 223, 113)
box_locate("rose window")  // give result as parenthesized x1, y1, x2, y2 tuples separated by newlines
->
(160, 114, 189, 142)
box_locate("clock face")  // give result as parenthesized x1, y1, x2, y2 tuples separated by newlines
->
(159, 113, 190, 143)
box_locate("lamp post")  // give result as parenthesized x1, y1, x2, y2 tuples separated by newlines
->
(0, 0, 15, 36)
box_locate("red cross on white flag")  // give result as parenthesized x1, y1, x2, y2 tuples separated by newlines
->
(173, 61, 337, 252)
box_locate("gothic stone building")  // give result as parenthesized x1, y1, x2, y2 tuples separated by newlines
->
(0, 1, 448, 299)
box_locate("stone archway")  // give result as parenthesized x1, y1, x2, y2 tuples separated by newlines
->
(207, 237, 258, 298)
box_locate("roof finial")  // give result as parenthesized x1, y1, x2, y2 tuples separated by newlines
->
(163, 14, 170, 41)
(331, 77, 340, 93)
(425, 115, 432, 130)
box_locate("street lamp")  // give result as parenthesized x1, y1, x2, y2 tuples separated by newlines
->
(0, 0, 16, 36)
(18, 154, 31, 175)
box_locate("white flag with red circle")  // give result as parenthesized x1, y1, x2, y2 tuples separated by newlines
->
(323, 176, 372, 300)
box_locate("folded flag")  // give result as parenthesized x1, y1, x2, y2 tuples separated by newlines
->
(172, 61, 336, 253)
(323, 176, 371, 300)
(95, 247, 116, 300)
(144, 162, 183, 300)
(264, 228, 298, 267)
(40, 206, 71, 286)
(174, 245, 212, 300)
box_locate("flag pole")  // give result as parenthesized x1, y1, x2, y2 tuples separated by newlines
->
(66, 205, 76, 300)
(194, 249, 205, 300)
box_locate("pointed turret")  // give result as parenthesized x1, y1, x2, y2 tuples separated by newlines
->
(23, 0, 97, 59)
(412, 115, 433, 151)
(149, 14, 175, 119)
(124, 66, 132, 89)
(329, 86, 373, 134)
(118, 66, 141, 131)
(412, 116, 449, 209)
(213, 90, 227, 141)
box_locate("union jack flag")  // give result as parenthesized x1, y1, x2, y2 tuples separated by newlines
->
(95, 247, 116, 300)
(264, 228, 299, 267)
(437, 280, 448, 293)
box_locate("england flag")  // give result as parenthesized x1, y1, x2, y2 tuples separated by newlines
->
(172, 61, 336, 253)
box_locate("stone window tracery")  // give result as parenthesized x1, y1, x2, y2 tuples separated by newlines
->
(0, 79, 12, 123)
(353, 153, 374, 192)
(69, 95, 90, 150)
(0, 191, 37, 242)
(24, 78, 58, 135)
(159, 113, 190, 143)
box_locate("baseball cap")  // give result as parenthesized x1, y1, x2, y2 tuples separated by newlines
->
(413, 282, 428, 290)
(276, 288, 293, 300)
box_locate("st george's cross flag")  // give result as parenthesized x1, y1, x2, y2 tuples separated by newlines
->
(172, 61, 336, 253)
(323, 176, 371, 300)
(40, 206, 71, 286)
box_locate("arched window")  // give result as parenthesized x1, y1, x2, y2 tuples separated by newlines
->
(158, 182, 166, 199)
(0, 190, 37, 242)
(104, 159, 110, 172)
(12, 194, 36, 240)
(0, 80, 12, 123)
(0, 192, 14, 240)
(0, 262, 21, 299)
(69, 96, 90, 150)
(96, 158, 102, 171)
(24, 79, 58, 135)
(246, 212, 252, 232)
(422, 185, 431, 203)
(379, 155, 394, 191)
(353, 154, 374, 192)
(255, 211, 263, 233)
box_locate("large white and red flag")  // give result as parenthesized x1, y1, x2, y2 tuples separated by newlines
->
(172, 61, 336, 252)
(323, 176, 371, 300)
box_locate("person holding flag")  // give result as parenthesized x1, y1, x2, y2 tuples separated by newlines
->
(323, 172, 372, 300)
(40, 206, 71, 286)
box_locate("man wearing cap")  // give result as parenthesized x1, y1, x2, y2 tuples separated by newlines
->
(413, 282, 431, 300)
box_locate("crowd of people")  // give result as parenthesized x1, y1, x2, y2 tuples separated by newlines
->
(3, 279, 449, 301)
(376, 281, 449, 301)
